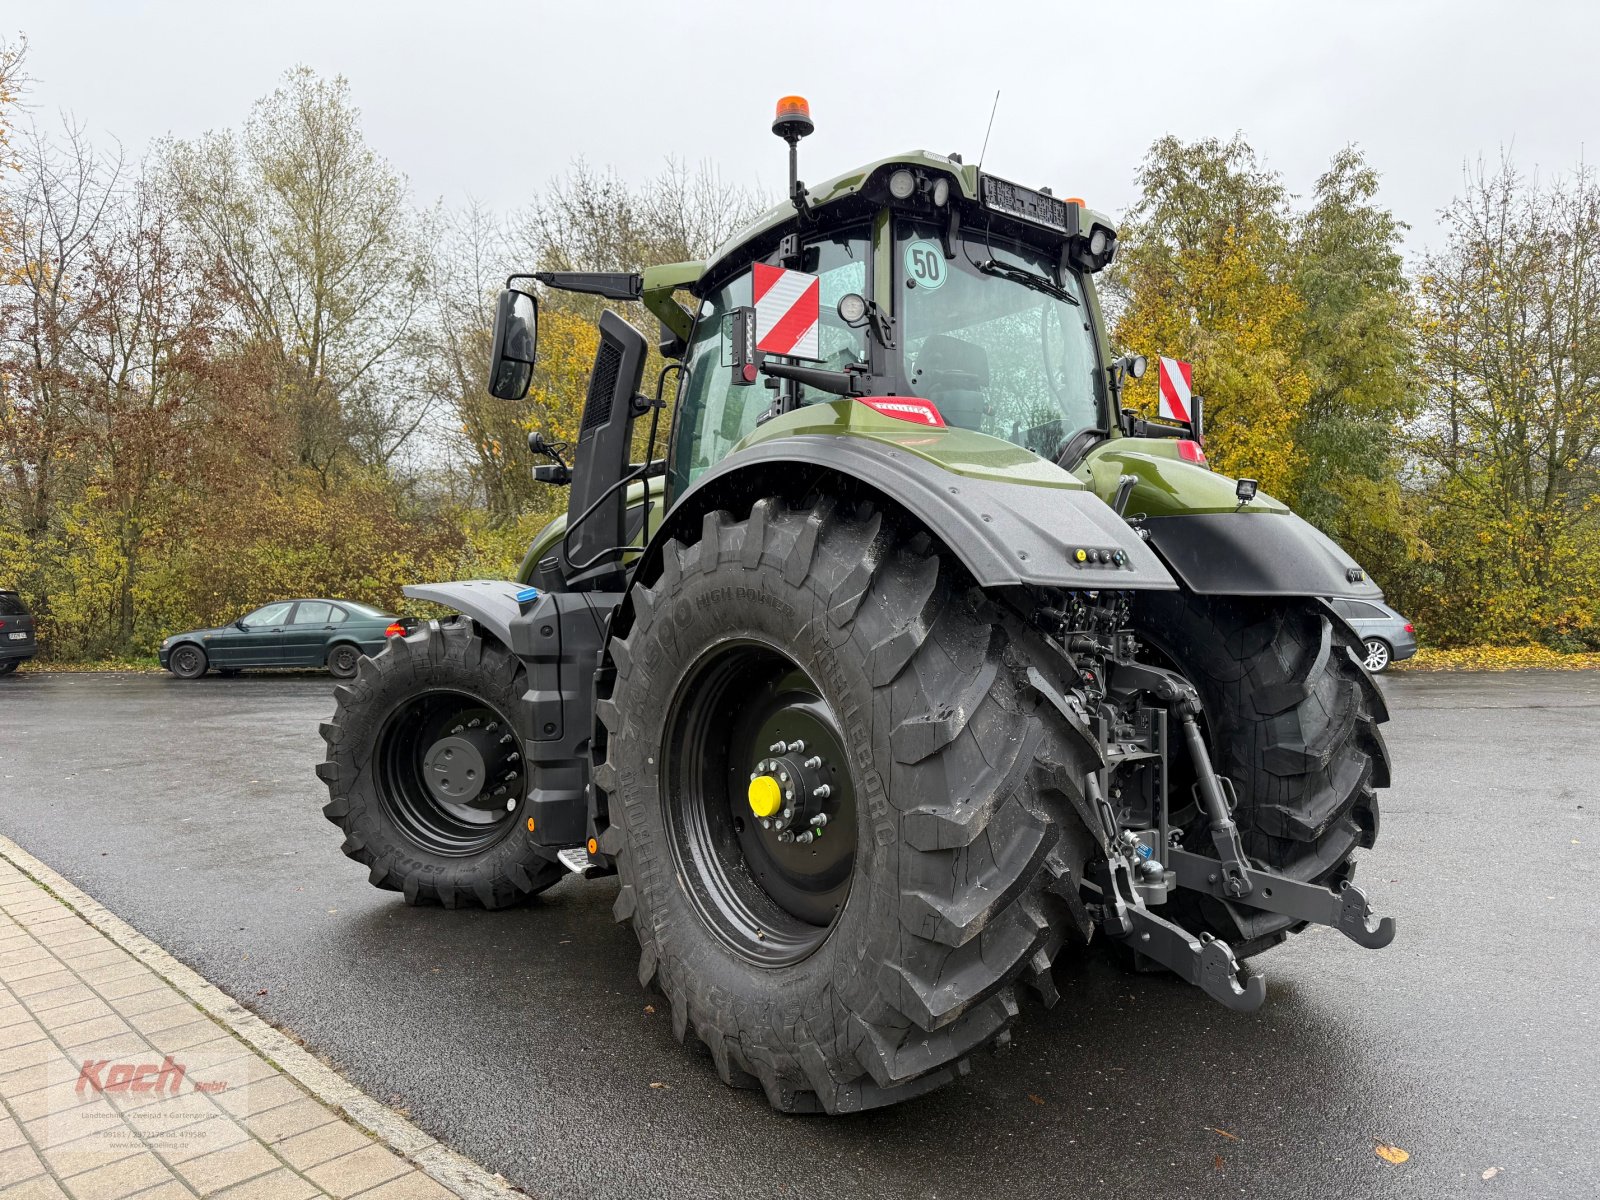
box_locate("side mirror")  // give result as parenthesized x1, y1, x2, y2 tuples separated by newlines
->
(234, 619, 248, 631)
(487, 289, 539, 399)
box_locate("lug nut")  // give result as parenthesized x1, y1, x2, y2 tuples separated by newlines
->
(781, 807, 793, 820)
(760, 819, 771, 829)
(786, 740, 806, 753)
(804, 756, 823, 770)
(778, 772, 788, 782)
(811, 813, 829, 827)
(505, 799, 516, 812)
(769, 741, 786, 753)
(812, 784, 831, 799)
(797, 831, 814, 845)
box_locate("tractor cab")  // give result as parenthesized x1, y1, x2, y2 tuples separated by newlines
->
(667, 104, 1123, 496)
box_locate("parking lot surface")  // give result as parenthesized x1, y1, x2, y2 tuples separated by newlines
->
(1, 669, 1595, 1199)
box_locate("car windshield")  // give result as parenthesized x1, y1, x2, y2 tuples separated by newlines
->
(896, 219, 1103, 460)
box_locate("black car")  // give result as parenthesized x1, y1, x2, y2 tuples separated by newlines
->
(159, 599, 406, 680)
(0, 590, 36, 676)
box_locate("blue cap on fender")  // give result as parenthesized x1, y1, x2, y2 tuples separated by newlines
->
(515, 586, 540, 605)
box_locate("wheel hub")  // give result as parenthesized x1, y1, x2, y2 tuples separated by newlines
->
(423, 736, 489, 803)
(747, 740, 838, 844)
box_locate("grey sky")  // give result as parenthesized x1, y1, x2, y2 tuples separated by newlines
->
(8, 0, 1596, 256)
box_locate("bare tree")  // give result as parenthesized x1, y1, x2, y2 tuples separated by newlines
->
(160, 67, 434, 482)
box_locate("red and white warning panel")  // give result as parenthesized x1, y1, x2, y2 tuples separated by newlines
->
(1158, 356, 1193, 423)
(752, 263, 821, 361)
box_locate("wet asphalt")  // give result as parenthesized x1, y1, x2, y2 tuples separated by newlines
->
(0, 668, 1594, 1200)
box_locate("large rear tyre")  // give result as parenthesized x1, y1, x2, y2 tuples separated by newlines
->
(317, 620, 566, 909)
(1133, 592, 1390, 957)
(596, 497, 1099, 1113)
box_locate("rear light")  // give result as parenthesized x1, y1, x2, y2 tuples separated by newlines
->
(385, 622, 406, 638)
(1176, 439, 1207, 465)
(1404, 623, 1414, 633)
(857, 396, 945, 427)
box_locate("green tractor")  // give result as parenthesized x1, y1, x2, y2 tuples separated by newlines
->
(318, 99, 1394, 1113)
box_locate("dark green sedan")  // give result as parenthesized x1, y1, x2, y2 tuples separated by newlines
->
(159, 599, 407, 680)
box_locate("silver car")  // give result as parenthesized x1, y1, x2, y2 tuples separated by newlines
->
(1328, 597, 1417, 673)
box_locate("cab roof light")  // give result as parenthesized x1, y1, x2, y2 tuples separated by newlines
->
(858, 396, 946, 427)
(772, 96, 813, 140)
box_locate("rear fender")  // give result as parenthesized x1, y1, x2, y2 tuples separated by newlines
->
(639, 434, 1177, 592)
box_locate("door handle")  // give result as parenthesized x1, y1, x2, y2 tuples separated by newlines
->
(322, 626, 336, 630)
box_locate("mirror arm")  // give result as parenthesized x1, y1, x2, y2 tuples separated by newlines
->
(759, 362, 865, 398)
(527, 271, 643, 301)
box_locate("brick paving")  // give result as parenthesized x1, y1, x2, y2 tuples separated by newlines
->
(0, 860, 459, 1200)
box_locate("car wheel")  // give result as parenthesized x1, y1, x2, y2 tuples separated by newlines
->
(0, 660, 19, 678)
(169, 644, 209, 680)
(1362, 638, 1392, 674)
(327, 644, 362, 679)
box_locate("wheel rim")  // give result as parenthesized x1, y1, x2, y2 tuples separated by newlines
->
(173, 646, 201, 676)
(376, 689, 523, 856)
(332, 647, 358, 674)
(1363, 640, 1389, 671)
(663, 638, 858, 967)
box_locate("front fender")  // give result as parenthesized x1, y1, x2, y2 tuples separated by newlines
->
(402, 579, 527, 647)
(649, 435, 1177, 591)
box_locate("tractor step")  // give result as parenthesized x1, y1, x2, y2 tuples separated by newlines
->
(556, 846, 592, 875)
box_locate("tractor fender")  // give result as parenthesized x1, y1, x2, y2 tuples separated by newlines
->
(1141, 511, 1386, 599)
(402, 579, 527, 647)
(653, 434, 1178, 591)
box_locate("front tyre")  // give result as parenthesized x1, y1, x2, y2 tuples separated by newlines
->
(597, 497, 1099, 1113)
(169, 644, 208, 680)
(317, 620, 565, 908)
(1134, 593, 1390, 957)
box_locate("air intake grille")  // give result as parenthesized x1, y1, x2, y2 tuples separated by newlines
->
(580, 339, 621, 440)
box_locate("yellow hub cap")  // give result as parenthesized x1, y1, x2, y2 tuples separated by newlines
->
(747, 775, 782, 819)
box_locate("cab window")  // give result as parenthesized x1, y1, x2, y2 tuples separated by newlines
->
(897, 218, 1102, 460)
(670, 228, 869, 494)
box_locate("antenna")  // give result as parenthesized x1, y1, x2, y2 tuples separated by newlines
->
(977, 90, 1000, 173)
